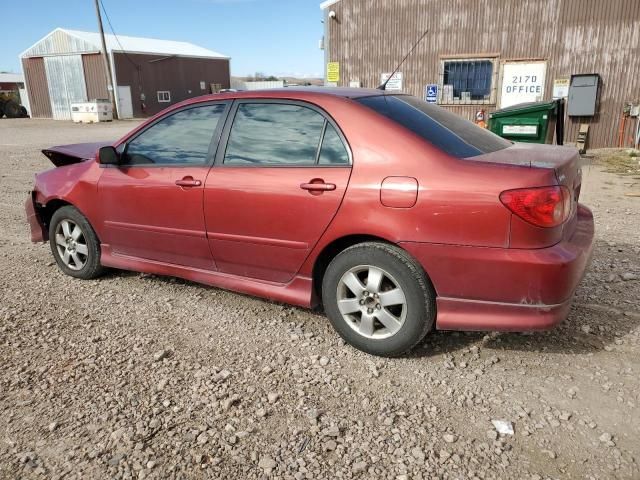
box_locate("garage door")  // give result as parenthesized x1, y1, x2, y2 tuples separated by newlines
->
(44, 55, 88, 120)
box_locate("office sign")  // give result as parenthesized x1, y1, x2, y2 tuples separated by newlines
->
(425, 84, 438, 103)
(500, 61, 546, 108)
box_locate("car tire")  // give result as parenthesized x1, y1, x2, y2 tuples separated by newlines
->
(322, 242, 436, 357)
(49, 206, 105, 280)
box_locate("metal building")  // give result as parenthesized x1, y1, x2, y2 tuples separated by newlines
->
(0, 72, 30, 117)
(0, 72, 24, 93)
(20, 28, 230, 120)
(321, 0, 640, 148)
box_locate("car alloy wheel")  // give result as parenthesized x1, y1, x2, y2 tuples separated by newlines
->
(54, 219, 89, 271)
(336, 264, 407, 339)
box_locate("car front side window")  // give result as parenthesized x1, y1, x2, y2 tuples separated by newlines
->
(122, 104, 226, 166)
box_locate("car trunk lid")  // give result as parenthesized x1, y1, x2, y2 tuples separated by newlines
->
(470, 143, 582, 246)
(42, 141, 112, 167)
(469, 142, 581, 202)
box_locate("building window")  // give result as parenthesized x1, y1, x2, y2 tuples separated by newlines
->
(157, 91, 171, 103)
(439, 58, 497, 105)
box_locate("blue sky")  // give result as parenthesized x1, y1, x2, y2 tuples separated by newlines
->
(1, 0, 325, 77)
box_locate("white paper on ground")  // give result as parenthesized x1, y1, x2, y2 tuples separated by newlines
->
(492, 420, 514, 435)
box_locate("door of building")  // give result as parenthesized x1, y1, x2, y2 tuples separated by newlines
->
(117, 85, 133, 119)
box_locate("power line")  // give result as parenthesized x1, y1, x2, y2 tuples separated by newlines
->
(93, 0, 117, 117)
(98, 0, 140, 69)
(98, 0, 145, 113)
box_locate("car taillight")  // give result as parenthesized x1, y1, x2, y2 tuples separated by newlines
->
(500, 186, 571, 228)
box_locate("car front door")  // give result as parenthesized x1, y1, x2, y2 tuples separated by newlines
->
(98, 102, 229, 269)
(203, 100, 352, 283)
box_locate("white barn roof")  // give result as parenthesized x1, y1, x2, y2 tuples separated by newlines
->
(0, 72, 24, 83)
(21, 28, 229, 60)
(320, 0, 341, 9)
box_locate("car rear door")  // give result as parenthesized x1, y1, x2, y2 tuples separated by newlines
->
(203, 99, 352, 283)
(98, 101, 230, 269)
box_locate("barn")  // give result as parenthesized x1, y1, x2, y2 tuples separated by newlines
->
(320, 0, 640, 148)
(20, 28, 230, 120)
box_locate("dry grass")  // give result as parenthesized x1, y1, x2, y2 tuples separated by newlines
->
(588, 148, 640, 176)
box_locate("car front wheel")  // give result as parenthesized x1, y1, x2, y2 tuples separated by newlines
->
(322, 242, 436, 357)
(49, 206, 105, 280)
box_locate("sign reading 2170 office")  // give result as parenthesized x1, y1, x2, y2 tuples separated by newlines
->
(500, 61, 547, 108)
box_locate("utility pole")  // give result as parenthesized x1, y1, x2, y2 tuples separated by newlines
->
(93, 0, 118, 118)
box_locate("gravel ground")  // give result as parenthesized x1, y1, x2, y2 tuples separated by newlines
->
(1, 118, 639, 479)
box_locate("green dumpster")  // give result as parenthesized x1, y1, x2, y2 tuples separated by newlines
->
(488, 99, 564, 144)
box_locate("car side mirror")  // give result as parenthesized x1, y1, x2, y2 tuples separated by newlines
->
(98, 146, 120, 165)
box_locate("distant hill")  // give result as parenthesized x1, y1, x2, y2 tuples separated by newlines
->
(231, 76, 324, 88)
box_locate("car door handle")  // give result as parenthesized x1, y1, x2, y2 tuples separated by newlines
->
(175, 177, 202, 187)
(300, 181, 336, 191)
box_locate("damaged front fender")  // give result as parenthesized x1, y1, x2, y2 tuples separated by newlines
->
(25, 192, 47, 243)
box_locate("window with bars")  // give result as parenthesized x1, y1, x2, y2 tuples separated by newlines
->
(439, 58, 496, 105)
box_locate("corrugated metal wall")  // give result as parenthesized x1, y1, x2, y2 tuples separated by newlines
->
(326, 0, 640, 148)
(44, 55, 87, 120)
(22, 29, 97, 57)
(21, 57, 52, 118)
(82, 53, 109, 100)
(114, 53, 230, 117)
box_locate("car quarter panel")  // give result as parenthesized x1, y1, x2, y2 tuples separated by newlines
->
(416, 204, 594, 330)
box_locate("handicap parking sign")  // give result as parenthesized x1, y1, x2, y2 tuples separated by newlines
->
(425, 84, 438, 103)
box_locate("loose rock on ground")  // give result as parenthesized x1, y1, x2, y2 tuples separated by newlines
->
(0, 120, 639, 478)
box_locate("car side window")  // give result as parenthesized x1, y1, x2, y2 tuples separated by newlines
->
(318, 123, 349, 165)
(122, 104, 226, 166)
(224, 103, 327, 166)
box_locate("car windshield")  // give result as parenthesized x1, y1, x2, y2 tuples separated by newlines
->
(355, 94, 511, 158)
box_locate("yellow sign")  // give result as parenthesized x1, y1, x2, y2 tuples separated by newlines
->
(553, 78, 570, 99)
(327, 62, 340, 83)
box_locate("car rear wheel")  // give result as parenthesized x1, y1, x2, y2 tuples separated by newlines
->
(49, 206, 105, 280)
(322, 242, 435, 356)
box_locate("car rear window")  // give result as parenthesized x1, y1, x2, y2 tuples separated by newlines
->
(355, 94, 511, 158)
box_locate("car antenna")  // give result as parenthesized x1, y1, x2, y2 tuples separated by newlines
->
(377, 28, 429, 90)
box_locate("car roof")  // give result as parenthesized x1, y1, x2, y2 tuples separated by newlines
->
(264, 86, 387, 98)
(164, 87, 405, 118)
(179, 87, 389, 105)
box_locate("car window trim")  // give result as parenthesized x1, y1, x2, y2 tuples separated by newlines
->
(214, 98, 352, 168)
(314, 120, 328, 165)
(104, 100, 232, 169)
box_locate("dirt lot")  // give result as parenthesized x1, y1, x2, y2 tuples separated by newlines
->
(1, 118, 639, 480)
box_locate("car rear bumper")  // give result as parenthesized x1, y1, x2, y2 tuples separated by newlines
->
(25, 194, 47, 243)
(400, 204, 594, 331)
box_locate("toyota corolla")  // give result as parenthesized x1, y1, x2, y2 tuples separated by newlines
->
(25, 88, 594, 356)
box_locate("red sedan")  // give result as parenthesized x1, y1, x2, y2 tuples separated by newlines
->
(25, 88, 594, 356)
